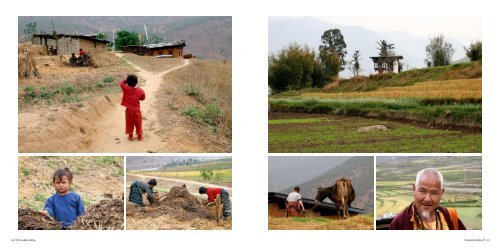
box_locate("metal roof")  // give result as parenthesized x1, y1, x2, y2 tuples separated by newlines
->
(143, 40, 186, 49)
(32, 33, 112, 44)
(369, 55, 403, 60)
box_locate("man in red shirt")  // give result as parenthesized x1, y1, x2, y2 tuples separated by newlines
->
(199, 187, 231, 219)
(120, 74, 146, 141)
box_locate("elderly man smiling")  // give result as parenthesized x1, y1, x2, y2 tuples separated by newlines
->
(390, 168, 466, 230)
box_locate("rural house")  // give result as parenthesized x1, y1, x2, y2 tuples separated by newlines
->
(121, 40, 186, 57)
(268, 192, 364, 219)
(32, 34, 112, 55)
(369, 55, 404, 74)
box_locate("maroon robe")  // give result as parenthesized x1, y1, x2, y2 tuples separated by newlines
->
(390, 202, 466, 230)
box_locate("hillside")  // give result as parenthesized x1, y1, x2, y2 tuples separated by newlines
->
(333, 61, 481, 93)
(126, 156, 231, 171)
(19, 16, 232, 60)
(268, 156, 350, 191)
(280, 157, 374, 212)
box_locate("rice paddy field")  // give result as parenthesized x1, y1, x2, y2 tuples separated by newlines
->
(269, 113, 481, 153)
(376, 156, 482, 229)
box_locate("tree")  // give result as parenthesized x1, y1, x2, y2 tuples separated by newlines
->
(319, 49, 341, 79)
(268, 43, 325, 92)
(96, 33, 107, 40)
(319, 29, 347, 77)
(349, 50, 362, 77)
(465, 41, 482, 61)
(377, 40, 395, 56)
(114, 30, 140, 50)
(24, 22, 37, 42)
(425, 34, 455, 67)
(149, 34, 164, 44)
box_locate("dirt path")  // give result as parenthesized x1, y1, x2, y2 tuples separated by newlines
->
(19, 54, 212, 153)
(91, 54, 204, 152)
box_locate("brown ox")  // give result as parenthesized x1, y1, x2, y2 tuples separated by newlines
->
(315, 177, 355, 219)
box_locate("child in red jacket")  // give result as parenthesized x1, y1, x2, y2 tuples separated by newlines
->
(120, 75, 145, 141)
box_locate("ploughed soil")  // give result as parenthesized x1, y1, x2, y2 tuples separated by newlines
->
(18, 208, 60, 230)
(127, 185, 212, 220)
(73, 196, 124, 230)
(126, 185, 231, 230)
(18, 196, 124, 230)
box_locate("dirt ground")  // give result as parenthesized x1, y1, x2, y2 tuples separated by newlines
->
(19, 197, 124, 230)
(18, 156, 124, 230)
(19, 52, 228, 153)
(126, 185, 231, 230)
(268, 215, 374, 230)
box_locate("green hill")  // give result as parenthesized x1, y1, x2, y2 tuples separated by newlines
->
(333, 61, 481, 92)
(281, 157, 374, 212)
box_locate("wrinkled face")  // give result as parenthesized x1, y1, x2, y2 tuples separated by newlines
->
(54, 176, 71, 195)
(413, 174, 444, 219)
(315, 188, 327, 202)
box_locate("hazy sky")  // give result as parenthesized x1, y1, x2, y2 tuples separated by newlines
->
(317, 16, 481, 45)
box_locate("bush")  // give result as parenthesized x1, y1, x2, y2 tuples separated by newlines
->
(57, 84, 75, 95)
(24, 86, 37, 101)
(39, 87, 54, 99)
(269, 43, 326, 92)
(103, 76, 114, 83)
(182, 84, 202, 100)
(183, 102, 223, 128)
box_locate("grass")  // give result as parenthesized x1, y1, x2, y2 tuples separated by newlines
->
(268, 115, 481, 153)
(269, 98, 482, 128)
(300, 79, 481, 102)
(140, 169, 232, 184)
(268, 214, 374, 230)
(334, 61, 481, 92)
(163, 60, 232, 139)
(20, 76, 119, 107)
(183, 102, 224, 129)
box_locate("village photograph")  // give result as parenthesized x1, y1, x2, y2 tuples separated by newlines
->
(268, 17, 481, 153)
(268, 156, 374, 230)
(18, 156, 124, 230)
(376, 156, 482, 230)
(126, 156, 232, 230)
(18, 16, 232, 153)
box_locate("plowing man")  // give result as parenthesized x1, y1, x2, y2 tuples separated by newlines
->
(199, 187, 231, 219)
(129, 179, 157, 206)
(286, 186, 305, 217)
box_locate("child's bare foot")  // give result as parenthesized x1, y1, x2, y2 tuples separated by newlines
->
(128, 134, 133, 141)
(138, 134, 143, 141)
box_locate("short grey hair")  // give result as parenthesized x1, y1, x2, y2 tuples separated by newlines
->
(415, 168, 444, 188)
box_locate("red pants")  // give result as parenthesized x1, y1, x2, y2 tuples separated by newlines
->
(125, 108, 143, 135)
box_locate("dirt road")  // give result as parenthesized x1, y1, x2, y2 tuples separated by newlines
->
(19, 54, 207, 153)
(92, 54, 204, 152)
(126, 173, 232, 196)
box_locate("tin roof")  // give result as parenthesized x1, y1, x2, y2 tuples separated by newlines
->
(33, 33, 112, 44)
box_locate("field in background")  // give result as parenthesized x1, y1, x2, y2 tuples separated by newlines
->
(300, 79, 481, 101)
(376, 157, 482, 229)
(128, 159, 232, 187)
(269, 61, 482, 153)
(18, 156, 123, 211)
(269, 113, 481, 153)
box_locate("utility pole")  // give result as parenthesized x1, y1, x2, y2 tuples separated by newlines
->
(144, 24, 149, 44)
